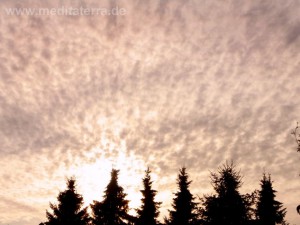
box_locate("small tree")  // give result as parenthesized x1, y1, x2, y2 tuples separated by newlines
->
(291, 123, 300, 214)
(166, 167, 198, 225)
(256, 173, 286, 225)
(136, 168, 161, 225)
(201, 162, 249, 225)
(91, 169, 133, 225)
(42, 177, 90, 225)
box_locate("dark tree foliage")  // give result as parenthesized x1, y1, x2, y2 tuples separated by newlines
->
(42, 177, 90, 225)
(201, 162, 249, 225)
(136, 168, 161, 225)
(244, 190, 259, 222)
(91, 169, 133, 225)
(291, 122, 300, 152)
(39, 162, 290, 225)
(291, 123, 300, 214)
(256, 173, 286, 225)
(166, 167, 198, 225)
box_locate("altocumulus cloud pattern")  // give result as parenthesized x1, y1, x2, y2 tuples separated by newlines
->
(0, 0, 300, 224)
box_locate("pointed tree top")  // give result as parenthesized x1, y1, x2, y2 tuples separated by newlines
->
(66, 177, 76, 191)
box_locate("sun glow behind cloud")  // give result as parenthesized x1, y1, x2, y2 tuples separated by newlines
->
(70, 145, 146, 214)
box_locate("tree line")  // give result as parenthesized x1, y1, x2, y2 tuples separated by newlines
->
(39, 162, 287, 225)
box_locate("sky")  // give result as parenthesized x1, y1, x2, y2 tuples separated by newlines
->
(0, 0, 300, 224)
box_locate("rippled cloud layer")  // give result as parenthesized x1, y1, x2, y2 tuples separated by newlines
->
(1, 0, 300, 224)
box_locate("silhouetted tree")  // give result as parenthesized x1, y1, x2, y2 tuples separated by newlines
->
(291, 122, 300, 152)
(256, 173, 286, 225)
(244, 190, 259, 224)
(135, 168, 161, 225)
(291, 123, 300, 214)
(166, 167, 198, 225)
(200, 162, 248, 225)
(91, 169, 133, 225)
(42, 177, 90, 225)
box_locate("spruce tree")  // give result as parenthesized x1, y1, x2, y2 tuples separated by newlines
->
(42, 177, 90, 225)
(136, 168, 161, 225)
(167, 167, 197, 225)
(201, 162, 248, 225)
(256, 173, 286, 225)
(91, 169, 132, 225)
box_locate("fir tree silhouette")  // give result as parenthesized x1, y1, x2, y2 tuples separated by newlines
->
(256, 173, 286, 225)
(135, 168, 161, 225)
(91, 169, 133, 225)
(41, 177, 90, 225)
(166, 167, 198, 225)
(201, 162, 248, 225)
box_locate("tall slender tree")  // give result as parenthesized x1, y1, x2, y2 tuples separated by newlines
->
(256, 173, 286, 225)
(42, 177, 90, 225)
(91, 169, 133, 225)
(201, 162, 248, 225)
(166, 167, 198, 225)
(136, 168, 161, 225)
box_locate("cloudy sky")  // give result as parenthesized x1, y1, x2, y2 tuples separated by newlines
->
(1, 0, 300, 224)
